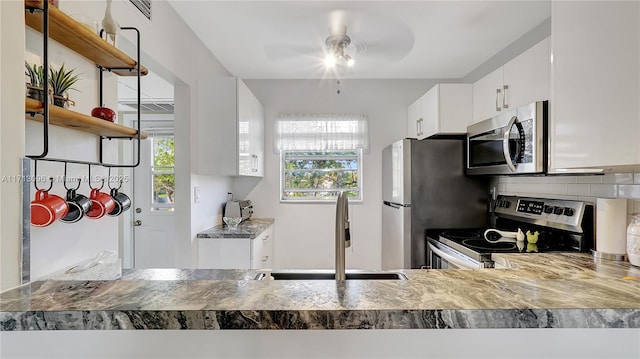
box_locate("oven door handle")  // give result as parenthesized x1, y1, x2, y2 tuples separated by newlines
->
(502, 115, 519, 173)
(428, 242, 477, 270)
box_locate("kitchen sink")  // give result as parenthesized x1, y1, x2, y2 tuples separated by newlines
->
(254, 271, 407, 280)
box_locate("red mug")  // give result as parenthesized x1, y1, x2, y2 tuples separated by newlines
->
(30, 189, 69, 227)
(86, 188, 116, 219)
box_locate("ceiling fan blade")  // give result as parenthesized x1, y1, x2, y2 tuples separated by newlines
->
(263, 44, 321, 62)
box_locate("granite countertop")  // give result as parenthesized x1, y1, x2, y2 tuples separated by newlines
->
(1, 253, 639, 331)
(197, 218, 274, 239)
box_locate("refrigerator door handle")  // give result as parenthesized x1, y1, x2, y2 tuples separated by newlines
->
(383, 201, 401, 209)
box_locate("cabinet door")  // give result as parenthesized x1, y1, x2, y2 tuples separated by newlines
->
(422, 84, 473, 137)
(251, 226, 273, 269)
(237, 80, 264, 177)
(237, 80, 253, 176)
(197, 238, 251, 269)
(407, 97, 422, 138)
(472, 67, 504, 123)
(251, 93, 265, 177)
(550, 2, 639, 170)
(196, 76, 238, 175)
(503, 37, 550, 110)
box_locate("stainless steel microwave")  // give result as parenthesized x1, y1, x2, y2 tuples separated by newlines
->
(466, 101, 547, 175)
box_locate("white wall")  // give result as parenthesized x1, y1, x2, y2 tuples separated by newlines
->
(243, 79, 441, 270)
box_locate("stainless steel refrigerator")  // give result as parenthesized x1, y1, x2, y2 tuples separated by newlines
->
(382, 137, 488, 269)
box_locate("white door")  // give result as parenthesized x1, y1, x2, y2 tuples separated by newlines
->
(132, 134, 176, 268)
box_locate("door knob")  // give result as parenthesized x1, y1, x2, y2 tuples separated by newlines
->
(134, 220, 142, 226)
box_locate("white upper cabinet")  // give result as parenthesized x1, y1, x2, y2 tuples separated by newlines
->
(473, 37, 550, 123)
(407, 96, 422, 139)
(550, 2, 639, 172)
(196, 77, 264, 177)
(407, 83, 472, 139)
(472, 66, 504, 123)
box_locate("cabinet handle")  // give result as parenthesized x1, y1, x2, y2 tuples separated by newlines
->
(495, 88, 502, 112)
(415, 119, 420, 136)
(252, 154, 258, 172)
(502, 85, 509, 109)
(263, 235, 269, 241)
(261, 255, 269, 262)
(417, 118, 423, 136)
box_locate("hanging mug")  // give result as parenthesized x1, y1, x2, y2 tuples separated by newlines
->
(108, 188, 131, 216)
(31, 189, 69, 227)
(60, 188, 92, 223)
(86, 188, 116, 219)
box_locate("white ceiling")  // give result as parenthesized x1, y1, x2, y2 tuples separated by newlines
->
(167, 1, 551, 79)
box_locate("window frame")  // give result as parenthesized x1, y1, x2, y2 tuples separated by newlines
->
(279, 148, 364, 203)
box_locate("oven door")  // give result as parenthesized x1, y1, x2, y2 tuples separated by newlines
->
(427, 240, 482, 270)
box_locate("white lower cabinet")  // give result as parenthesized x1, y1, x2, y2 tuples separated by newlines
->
(198, 225, 273, 269)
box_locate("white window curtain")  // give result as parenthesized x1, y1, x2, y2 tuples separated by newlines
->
(274, 113, 369, 153)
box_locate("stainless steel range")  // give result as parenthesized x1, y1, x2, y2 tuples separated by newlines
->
(426, 195, 594, 269)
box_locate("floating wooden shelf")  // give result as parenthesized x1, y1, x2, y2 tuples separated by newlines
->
(24, 0, 148, 76)
(25, 97, 147, 139)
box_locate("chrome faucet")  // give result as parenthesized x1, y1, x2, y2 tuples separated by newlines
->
(335, 191, 351, 281)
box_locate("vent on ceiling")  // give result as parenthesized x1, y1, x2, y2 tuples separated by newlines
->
(129, 0, 151, 20)
(120, 101, 174, 113)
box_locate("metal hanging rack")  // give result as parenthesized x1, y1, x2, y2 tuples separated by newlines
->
(25, 1, 143, 168)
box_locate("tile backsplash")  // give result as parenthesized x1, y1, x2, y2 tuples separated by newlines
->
(492, 173, 640, 219)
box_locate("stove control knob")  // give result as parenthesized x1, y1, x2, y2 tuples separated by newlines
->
(563, 207, 574, 216)
(543, 205, 553, 214)
(502, 200, 510, 208)
(553, 206, 564, 215)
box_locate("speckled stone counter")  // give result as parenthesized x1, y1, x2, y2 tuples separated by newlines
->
(1, 253, 639, 331)
(197, 218, 274, 239)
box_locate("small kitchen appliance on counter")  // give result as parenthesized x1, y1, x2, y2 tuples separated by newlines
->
(426, 195, 594, 269)
(223, 199, 253, 223)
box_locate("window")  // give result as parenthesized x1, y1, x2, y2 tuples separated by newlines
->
(276, 114, 368, 202)
(151, 136, 175, 211)
(281, 150, 362, 201)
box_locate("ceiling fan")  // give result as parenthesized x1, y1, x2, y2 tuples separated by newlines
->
(323, 24, 355, 68)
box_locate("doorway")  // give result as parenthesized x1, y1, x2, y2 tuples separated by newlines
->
(118, 71, 176, 268)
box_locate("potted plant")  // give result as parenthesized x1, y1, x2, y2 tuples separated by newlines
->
(48, 63, 80, 108)
(24, 61, 46, 103)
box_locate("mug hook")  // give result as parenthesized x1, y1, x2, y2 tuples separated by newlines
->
(62, 162, 82, 191)
(33, 160, 54, 192)
(87, 165, 105, 190)
(107, 167, 124, 191)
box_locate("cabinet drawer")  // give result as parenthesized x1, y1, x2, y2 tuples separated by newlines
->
(251, 226, 274, 269)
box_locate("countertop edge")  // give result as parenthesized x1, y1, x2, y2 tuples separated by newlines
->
(2, 308, 638, 330)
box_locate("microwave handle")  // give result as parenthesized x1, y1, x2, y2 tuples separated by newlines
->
(502, 116, 518, 172)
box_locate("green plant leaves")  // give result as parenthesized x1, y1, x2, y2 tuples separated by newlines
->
(48, 63, 80, 96)
(24, 62, 81, 96)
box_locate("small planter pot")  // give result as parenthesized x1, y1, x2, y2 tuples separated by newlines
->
(51, 94, 75, 109)
(26, 85, 46, 103)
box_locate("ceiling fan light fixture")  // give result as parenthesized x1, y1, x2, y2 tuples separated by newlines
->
(345, 54, 354, 67)
(324, 53, 337, 67)
(324, 26, 354, 69)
